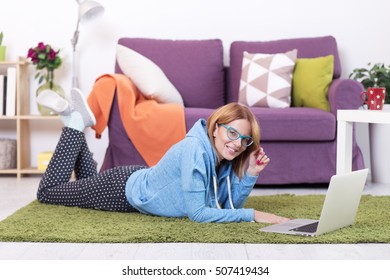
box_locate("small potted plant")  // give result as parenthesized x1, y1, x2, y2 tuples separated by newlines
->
(0, 32, 6, 61)
(349, 63, 390, 104)
(350, 63, 390, 184)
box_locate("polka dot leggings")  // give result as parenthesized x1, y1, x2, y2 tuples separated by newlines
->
(37, 127, 146, 212)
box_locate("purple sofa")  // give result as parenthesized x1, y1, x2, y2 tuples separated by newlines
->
(100, 35, 365, 185)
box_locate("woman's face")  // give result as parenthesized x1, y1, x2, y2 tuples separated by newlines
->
(213, 118, 251, 162)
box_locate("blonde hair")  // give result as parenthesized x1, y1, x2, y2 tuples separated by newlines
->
(206, 102, 260, 178)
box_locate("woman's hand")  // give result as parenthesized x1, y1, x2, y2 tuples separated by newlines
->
(254, 210, 290, 224)
(247, 147, 270, 176)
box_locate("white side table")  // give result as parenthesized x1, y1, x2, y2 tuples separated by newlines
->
(337, 109, 390, 175)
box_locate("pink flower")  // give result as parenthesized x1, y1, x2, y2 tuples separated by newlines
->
(37, 42, 46, 51)
(47, 48, 57, 61)
(26, 41, 62, 85)
(27, 48, 38, 63)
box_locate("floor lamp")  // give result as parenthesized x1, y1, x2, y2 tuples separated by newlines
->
(71, 0, 104, 88)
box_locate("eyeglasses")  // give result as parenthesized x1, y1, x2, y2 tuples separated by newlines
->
(219, 124, 254, 147)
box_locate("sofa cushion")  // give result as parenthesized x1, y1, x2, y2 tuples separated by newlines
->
(292, 55, 334, 111)
(239, 49, 297, 108)
(229, 36, 341, 103)
(117, 38, 225, 108)
(250, 107, 336, 141)
(116, 44, 184, 105)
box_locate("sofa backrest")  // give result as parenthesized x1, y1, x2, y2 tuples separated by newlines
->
(228, 36, 341, 103)
(116, 38, 225, 108)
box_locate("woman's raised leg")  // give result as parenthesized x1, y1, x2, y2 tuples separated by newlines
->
(36, 88, 144, 212)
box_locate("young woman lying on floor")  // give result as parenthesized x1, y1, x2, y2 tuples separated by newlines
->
(36, 88, 289, 224)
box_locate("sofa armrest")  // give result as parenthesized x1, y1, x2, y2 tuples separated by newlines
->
(328, 78, 364, 116)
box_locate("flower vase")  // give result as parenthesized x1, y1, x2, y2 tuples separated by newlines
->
(36, 82, 65, 115)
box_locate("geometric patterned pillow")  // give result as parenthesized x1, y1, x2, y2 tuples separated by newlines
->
(239, 49, 297, 108)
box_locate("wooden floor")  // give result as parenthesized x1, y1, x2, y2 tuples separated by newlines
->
(1, 176, 390, 260)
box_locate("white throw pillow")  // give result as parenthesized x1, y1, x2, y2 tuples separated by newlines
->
(116, 44, 184, 105)
(239, 49, 297, 108)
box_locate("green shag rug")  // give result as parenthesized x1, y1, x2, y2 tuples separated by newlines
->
(0, 195, 389, 244)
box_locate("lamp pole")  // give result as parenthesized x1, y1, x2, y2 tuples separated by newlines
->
(70, 0, 104, 89)
(71, 16, 81, 88)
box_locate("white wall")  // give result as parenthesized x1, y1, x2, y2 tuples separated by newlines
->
(1, 0, 389, 171)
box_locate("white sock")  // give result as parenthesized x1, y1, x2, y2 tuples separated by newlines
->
(60, 115, 71, 127)
(66, 111, 85, 131)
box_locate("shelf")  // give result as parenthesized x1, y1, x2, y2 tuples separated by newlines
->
(0, 59, 27, 66)
(19, 115, 60, 120)
(0, 169, 18, 174)
(0, 58, 60, 178)
(0, 167, 44, 176)
(0, 116, 17, 120)
(0, 115, 60, 120)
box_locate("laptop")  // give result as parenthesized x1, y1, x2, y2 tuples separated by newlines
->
(260, 168, 369, 237)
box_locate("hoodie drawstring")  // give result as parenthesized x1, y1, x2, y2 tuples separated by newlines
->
(213, 175, 235, 209)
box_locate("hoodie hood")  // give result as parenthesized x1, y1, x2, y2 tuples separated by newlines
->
(186, 119, 218, 176)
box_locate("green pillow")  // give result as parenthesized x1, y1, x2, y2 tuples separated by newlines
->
(292, 55, 334, 111)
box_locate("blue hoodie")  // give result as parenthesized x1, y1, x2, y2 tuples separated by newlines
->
(125, 119, 258, 222)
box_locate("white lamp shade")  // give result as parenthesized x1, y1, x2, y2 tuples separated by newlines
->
(79, 0, 104, 22)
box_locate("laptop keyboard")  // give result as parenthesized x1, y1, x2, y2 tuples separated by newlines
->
(289, 222, 319, 233)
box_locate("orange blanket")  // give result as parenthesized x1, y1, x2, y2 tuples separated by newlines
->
(87, 73, 186, 166)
